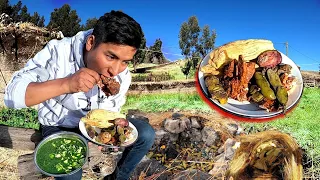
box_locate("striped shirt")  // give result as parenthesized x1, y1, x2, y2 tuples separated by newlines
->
(4, 29, 132, 128)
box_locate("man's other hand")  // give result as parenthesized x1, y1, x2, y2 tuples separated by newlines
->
(64, 68, 100, 93)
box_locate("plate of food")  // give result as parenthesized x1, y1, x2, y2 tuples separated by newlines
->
(197, 39, 303, 120)
(79, 109, 138, 148)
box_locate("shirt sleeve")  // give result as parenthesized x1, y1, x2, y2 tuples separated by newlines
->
(4, 40, 58, 109)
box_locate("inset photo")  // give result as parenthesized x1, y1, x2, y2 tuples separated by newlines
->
(196, 39, 303, 122)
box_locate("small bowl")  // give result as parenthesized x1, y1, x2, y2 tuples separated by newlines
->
(34, 131, 89, 177)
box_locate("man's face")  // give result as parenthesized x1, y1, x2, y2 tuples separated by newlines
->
(84, 35, 137, 77)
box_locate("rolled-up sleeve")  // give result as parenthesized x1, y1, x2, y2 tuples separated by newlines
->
(4, 40, 57, 109)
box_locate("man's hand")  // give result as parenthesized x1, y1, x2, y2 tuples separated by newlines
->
(25, 68, 100, 107)
(64, 68, 101, 93)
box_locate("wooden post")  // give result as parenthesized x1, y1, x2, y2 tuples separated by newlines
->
(285, 42, 289, 56)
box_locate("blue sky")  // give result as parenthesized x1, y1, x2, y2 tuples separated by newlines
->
(10, 0, 320, 71)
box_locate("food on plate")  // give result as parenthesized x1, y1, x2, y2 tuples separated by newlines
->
(200, 39, 297, 112)
(80, 109, 133, 146)
(80, 109, 126, 128)
(220, 55, 257, 101)
(257, 50, 282, 68)
(201, 39, 275, 74)
(254, 72, 276, 101)
(36, 137, 86, 174)
(99, 75, 120, 96)
(204, 75, 228, 104)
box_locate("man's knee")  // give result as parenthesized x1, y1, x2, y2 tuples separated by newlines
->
(137, 121, 155, 147)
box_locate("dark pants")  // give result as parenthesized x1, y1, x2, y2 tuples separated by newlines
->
(41, 118, 155, 180)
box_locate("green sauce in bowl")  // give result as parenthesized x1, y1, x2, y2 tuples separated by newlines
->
(35, 132, 88, 176)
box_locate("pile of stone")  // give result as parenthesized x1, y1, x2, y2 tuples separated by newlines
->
(129, 112, 243, 179)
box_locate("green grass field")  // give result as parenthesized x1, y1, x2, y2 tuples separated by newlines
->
(121, 92, 211, 113)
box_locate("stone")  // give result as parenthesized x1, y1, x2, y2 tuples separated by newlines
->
(130, 157, 169, 180)
(154, 129, 179, 146)
(190, 128, 202, 142)
(226, 123, 238, 136)
(208, 153, 229, 177)
(180, 116, 191, 130)
(218, 138, 237, 154)
(165, 143, 179, 159)
(201, 127, 220, 146)
(171, 169, 212, 180)
(180, 128, 201, 143)
(190, 117, 202, 129)
(163, 118, 187, 134)
(172, 112, 184, 119)
(217, 138, 237, 160)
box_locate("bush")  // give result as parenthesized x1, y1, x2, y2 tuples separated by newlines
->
(0, 107, 39, 130)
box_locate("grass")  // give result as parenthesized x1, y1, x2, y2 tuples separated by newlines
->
(0, 107, 39, 130)
(121, 92, 211, 113)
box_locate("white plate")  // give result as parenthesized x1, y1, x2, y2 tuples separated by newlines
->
(79, 121, 138, 148)
(197, 51, 303, 119)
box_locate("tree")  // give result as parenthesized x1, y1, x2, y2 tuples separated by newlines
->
(82, 17, 98, 30)
(191, 52, 201, 69)
(179, 16, 200, 70)
(47, 4, 81, 37)
(181, 60, 192, 79)
(197, 25, 217, 59)
(30, 12, 40, 25)
(20, 5, 31, 22)
(148, 38, 167, 64)
(11, 0, 22, 22)
(38, 16, 45, 27)
(132, 32, 147, 72)
(0, 0, 12, 15)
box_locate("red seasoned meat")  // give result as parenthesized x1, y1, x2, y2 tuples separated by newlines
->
(100, 75, 120, 96)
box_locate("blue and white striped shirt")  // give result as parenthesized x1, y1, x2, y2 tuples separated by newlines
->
(4, 29, 132, 128)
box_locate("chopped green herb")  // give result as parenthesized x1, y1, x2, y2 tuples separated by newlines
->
(36, 137, 86, 174)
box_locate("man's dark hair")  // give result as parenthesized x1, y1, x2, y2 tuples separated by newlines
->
(92, 10, 142, 49)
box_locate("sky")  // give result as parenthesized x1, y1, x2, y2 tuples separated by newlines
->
(9, 0, 320, 71)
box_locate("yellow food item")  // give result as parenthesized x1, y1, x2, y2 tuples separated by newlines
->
(80, 109, 126, 128)
(201, 39, 275, 74)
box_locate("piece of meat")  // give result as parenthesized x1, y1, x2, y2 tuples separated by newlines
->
(114, 118, 129, 127)
(277, 64, 292, 75)
(280, 73, 296, 91)
(228, 79, 241, 100)
(237, 55, 256, 101)
(257, 50, 282, 68)
(259, 99, 276, 112)
(224, 59, 235, 78)
(100, 75, 120, 96)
